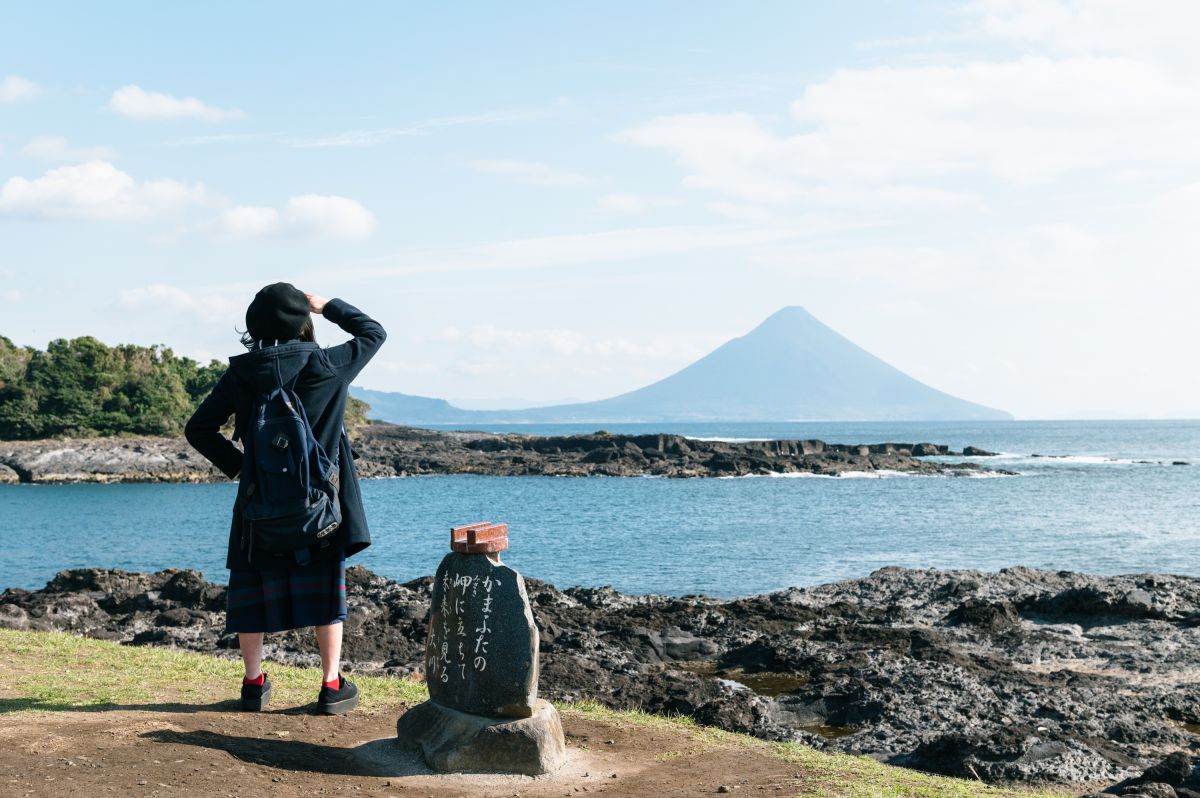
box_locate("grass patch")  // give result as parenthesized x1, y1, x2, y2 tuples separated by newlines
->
(773, 742, 1073, 798)
(0, 628, 426, 713)
(0, 630, 1073, 798)
(559, 700, 1071, 798)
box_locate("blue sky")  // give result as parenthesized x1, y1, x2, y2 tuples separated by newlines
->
(2, 1, 1198, 418)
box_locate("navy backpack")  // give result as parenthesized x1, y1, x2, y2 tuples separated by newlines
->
(240, 378, 341, 564)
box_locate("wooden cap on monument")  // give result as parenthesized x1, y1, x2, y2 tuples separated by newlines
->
(450, 522, 509, 554)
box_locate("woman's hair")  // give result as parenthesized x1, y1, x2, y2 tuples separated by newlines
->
(239, 316, 316, 350)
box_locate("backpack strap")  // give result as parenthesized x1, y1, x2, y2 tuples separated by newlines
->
(284, 378, 315, 497)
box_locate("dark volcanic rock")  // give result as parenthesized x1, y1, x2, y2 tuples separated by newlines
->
(1101, 752, 1200, 795)
(963, 446, 999, 457)
(5, 564, 1198, 787)
(0, 427, 1008, 482)
(351, 426, 1006, 478)
(1019, 585, 1165, 623)
(943, 598, 1021, 631)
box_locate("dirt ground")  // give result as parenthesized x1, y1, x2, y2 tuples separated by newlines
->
(0, 700, 807, 798)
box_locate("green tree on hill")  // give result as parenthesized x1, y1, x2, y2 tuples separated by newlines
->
(0, 333, 369, 439)
(0, 336, 370, 440)
(0, 336, 223, 438)
(0, 337, 38, 438)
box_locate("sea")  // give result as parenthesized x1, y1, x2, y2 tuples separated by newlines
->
(2, 420, 1198, 598)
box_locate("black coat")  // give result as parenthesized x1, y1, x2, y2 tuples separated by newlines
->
(184, 298, 386, 571)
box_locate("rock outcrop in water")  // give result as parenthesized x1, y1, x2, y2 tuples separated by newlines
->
(2, 565, 1195, 788)
(0, 425, 1004, 482)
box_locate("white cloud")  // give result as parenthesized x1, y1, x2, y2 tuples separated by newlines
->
(107, 85, 243, 122)
(0, 76, 38, 104)
(598, 192, 680, 213)
(470, 159, 594, 186)
(973, 0, 1200, 65)
(118, 283, 244, 323)
(620, 113, 795, 202)
(213, 195, 376, 240)
(0, 161, 207, 220)
(620, 56, 1200, 204)
(21, 135, 116, 163)
(283, 195, 376, 239)
(213, 205, 280, 237)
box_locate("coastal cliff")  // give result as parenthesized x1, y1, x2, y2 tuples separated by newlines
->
(0, 424, 1005, 483)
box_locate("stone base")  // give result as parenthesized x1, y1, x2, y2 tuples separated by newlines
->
(396, 698, 566, 776)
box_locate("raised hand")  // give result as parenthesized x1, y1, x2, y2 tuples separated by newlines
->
(305, 293, 329, 315)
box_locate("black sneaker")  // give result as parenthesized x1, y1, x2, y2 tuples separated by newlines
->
(317, 674, 358, 715)
(240, 673, 272, 712)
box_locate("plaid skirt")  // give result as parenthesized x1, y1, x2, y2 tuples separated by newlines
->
(225, 551, 347, 633)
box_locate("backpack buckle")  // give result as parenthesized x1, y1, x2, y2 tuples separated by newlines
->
(272, 433, 289, 449)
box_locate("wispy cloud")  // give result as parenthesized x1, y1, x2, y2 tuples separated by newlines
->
(21, 136, 116, 163)
(0, 75, 39, 104)
(170, 109, 544, 149)
(337, 224, 800, 280)
(469, 159, 595, 187)
(118, 283, 245, 323)
(108, 85, 244, 122)
(285, 128, 418, 148)
(285, 111, 547, 148)
(598, 192, 681, 213)
(425, 323, 723, 363)
(165, 132, 275, 147)
(421, 110, 542, 128)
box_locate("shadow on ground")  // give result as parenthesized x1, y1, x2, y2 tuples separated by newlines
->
(0, 697, 324, 716)
(142, 728, 431, 777)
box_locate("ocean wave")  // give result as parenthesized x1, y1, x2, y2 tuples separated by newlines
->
(720, 469, 1021, 480)
(1022, 454, 1186, 466)
(934, 452, 1189, 467)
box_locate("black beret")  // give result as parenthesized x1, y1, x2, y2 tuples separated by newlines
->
(246, 282, 310, 342)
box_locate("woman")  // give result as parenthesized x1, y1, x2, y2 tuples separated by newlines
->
(185, 282, 386, 714)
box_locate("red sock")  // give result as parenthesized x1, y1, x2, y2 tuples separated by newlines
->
(243, 672, 265, 686)
(323, 676, 340, 689)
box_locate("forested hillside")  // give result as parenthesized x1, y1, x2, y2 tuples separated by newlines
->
(0, 336, 225, 439)
(0, 336, 371, 440)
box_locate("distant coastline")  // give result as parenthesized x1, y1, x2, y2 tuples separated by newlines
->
(0, 423, 1005, 484)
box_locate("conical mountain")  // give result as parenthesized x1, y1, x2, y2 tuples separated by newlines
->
(518, 307, 1010, 421)
(352, 307, 1011, 423)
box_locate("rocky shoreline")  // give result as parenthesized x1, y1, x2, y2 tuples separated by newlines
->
(0, 424, 1006, 483)
(3, 565, 1197, 791)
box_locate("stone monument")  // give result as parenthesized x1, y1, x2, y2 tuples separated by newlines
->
(396, 522, 567, 775)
